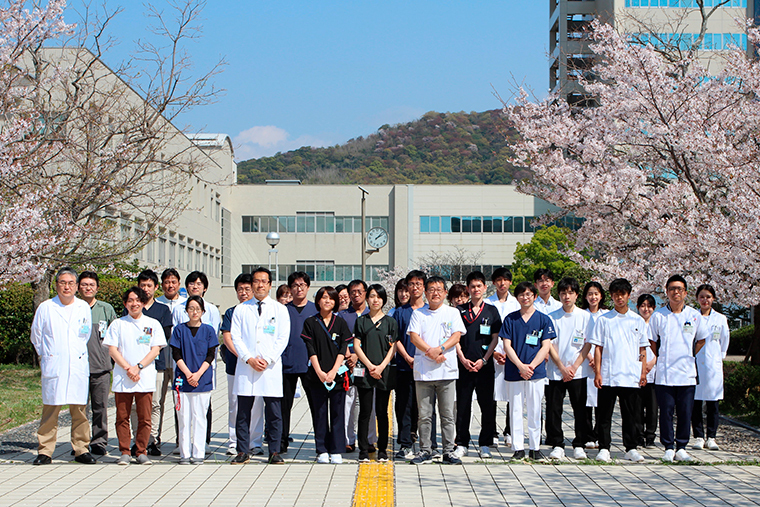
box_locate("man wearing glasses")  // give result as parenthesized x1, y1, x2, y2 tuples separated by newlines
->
(649, 275, 708, 463)
(31, 267, 96, 465)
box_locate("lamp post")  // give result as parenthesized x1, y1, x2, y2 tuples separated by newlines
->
(359, 186, 369, 280)
(266, 232, 280, 297)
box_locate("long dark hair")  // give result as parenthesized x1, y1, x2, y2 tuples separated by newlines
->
(581, 281, 608, 311)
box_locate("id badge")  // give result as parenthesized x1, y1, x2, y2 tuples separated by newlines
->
(572, 332, 584, 346)
(98, 320, 107, 334)
(683, 323, 695, 336)
(138, 334, 151, 345)
(479, 324, 491, 335)
(79, 323, 91, 337)
(712, 329, 721, 341)
(331, 333, 338, 342)
(263, 325, 275, 334)
(526, 332, 539, 346)
(354, 366, 366, 378)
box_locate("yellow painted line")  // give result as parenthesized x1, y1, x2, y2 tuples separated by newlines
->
(351, 394, 395, 507)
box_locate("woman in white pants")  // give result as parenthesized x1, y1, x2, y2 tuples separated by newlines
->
(171, 296, 218, 464)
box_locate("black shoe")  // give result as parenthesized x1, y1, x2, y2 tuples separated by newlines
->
(74, 452, 97, 464)
(131, 444, 137, 458)
(645, 439, 656, 448)
(90, 445, 107, 456)
(367, 445, 376, 453)
(280, 445, 288, 454)
(377, 450, 389, 462)
(346, 444, 356, 453)
(442, 452, 463, 465)
(529, 450, 546, 462)
(147, 442, 161, 456)
(33, 454, 52, 465)
(358, 450, 370, 462)
(511, 450, 526, 461)
(268, 453, 284, 464)
(231, 452, 250, 464)
(288, 436, 294, 443)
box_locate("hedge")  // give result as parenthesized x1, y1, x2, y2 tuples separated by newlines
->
(728, 325, 754, 357)
(722, 361, 760, 424)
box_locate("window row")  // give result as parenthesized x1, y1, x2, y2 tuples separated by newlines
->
(419, 215, 584, 234)
(625, 0, 746, 7)
(241, 262, 387, 283)
(631, 32, 748, 51)
(426, 264, 510, 283)
(242, 214, 389, 234)
(143, 238, 221, 279)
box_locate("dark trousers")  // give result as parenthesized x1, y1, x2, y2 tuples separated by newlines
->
(310, 384, 347, 455)
(545, 378, 589, 449)
(236, 395, 282, 455)
(493, 401, 511, 437)
(655, 384, 695, 450)
(282, 372, 312, 452)
(455, 367, 496, 447)
(206, 404, 212, 444)
(641, 383, 658, 444)
(88, 372, 111, 450)
(692, 400, 719, 439)
(358, 387, 391, 453)
(395, 370, 418, 447)
(597, 386, 642, 452)
(586, 407, 598, 442)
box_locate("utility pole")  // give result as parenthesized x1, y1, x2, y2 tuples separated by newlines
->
(359, 186, 369, 280)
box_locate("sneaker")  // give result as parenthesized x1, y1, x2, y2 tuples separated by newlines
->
(179, 458, 191, 465)
(226, 445, 237, 456)
(317, 452, 330, 464)
(410, 451, 433, 465)
(268, 453, 285, 464)
(510, 450, 526, 461)
(442, 452, 462, 465)
(480, 446, 492, 458)
(504, 434, 512, 447)
(662, 449, 675, 462)
(706, 438, 719, 450)
(377, 450, 389, 462)
(191, 458, 203, 465)
(136, 454, 152, 465)
(117, 454, 131, 465)
(358, 451, 370, 462)
(251, 447, 264, 456)
(453, 445, 468, 458)
(595, 449, 611, 463)
(147, 442, 161, 457)
(674, 449, 692, 462)
(231, 452, 250, 464)
(367, 445, 376, 454)
(624, 449, 645, 463)
(692, 437, 704, 450)
(529, 450, 546, 462)
(330, 454, 343, 464)
(585, 441, 598, 449)
(549, 446, 565, 460)
(573, 447, 587, 460)
(396, 447, 414, 460)
(430, 449, 441, 458)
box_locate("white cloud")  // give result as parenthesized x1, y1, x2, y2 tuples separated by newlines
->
(233, 125, 331, 161)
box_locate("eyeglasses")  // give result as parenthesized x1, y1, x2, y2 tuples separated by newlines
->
(426, 288, 446, 294)
(186, 307, 203, 313)
(667, 287, 686, 293)
(291, 283, 308, 289)
(236, 287, 253, 293)
(408, 282, 424, 288)
(350, 290, 365, 296)
(57, 281, 77, 287)
(252, 279, 270, 285)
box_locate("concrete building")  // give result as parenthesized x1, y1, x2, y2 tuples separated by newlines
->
(550, 0, 755, 105)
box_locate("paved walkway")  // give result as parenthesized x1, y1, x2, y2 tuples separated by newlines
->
(1, 368, 760, 506)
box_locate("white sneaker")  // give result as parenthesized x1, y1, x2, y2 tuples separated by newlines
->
(706, 438, 719, 450)
(504, 434, 512, 447)
(480, 446, 492, 458)
(624, 449, 644, 463)
(330, 454, 343, 464)
(549, 446, 565, 460)
(595, 449, 611, 463)
(675, 449, 692, 462)
(662, 449, 675, 462)
(573, 447, 587, 460)
(585, 441, 598, 449)
(317, 452, 330, 464)
(226, 445, 237, 456)
(453, 445, 468, 458)
(692, 437, 704, 450)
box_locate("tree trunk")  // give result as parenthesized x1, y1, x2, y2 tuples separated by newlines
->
(30, 268, 53, 312)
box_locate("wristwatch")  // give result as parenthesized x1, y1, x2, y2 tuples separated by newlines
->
(137, 363, 144, 370)
(482, 356, 488, 365)
(440, 345, 446, 353)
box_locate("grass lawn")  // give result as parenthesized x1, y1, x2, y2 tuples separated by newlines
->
(0, 364, 42, 433)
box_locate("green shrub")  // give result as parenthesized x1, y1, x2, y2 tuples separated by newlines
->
(722, 361, 760, 423)
(728, 325, 754, 356)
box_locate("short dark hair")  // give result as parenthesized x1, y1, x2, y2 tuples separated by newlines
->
(161, 268, 181, 283)
(348, 279, 367, 292)
(335, 284, 348, 294)
(288, 271, 311, 288)
(466, 271, 487, 287)
(636, 294, 656, 309)
(405, 270, 427, 285)
(123, 286, 149, 304)
(315, 286, 340, 310)
(696, 284, 716, 299)
(447, 283, 468, 304)
(234, 273, 254, 290)
(185, 295, 206, 313)
(185, 271, 209, 289)
(491, 267, 513, 283)
(425, 275, 447, 291)
(78, 271, 99, 286)
(137, 269, 159, 287)
(581, 281, 608, 310)
(666, 274, 687, 291)
(367, 284, 388, 307)
(609, 278, 632, 295)
(513, 281, 537, 297)
(533, 268, 554, 283)
(276, 284, 291, 300)
(557, 277, 580, 295)
(393, 279, 408, 308)
(252, 267, 272, 284)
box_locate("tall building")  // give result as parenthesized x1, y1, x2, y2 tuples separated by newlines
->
(550, 0, 753, 104)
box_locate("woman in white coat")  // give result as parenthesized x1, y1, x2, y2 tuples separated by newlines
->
(692, 284, 730, 451)
(30, 267, 95, 465)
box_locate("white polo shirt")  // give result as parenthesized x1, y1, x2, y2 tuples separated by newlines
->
(548, 307, 594, 381)
(485, 293, 520, 321)
(103, 314, 166, 393)
(650, 305, 709, 386)
(534, 295, 562, 315)
(588, 309, 650, 388)
(408, 304, 466, 382)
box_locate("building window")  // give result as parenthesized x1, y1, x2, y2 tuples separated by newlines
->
(242, 214, 388, 234)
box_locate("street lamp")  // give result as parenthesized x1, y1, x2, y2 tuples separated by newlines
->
(266, 232, 280, 297)
(359, 186, 369, 280)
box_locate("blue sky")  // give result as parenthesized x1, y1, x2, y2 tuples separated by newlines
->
(86, 1, 549, 161)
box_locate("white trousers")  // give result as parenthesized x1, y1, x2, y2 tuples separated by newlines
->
(508, 379, 545, 451)
(344, 385, 377, 446)
(227, 374, 264, 448)
(174, 391, 212, 460)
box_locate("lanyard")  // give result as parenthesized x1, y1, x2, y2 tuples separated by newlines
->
(466, 303, 484, 324)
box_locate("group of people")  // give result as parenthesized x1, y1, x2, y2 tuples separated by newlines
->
(29, 263, 730, 466)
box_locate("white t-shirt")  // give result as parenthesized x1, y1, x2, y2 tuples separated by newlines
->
(588, 309, 650, 388)
(408, 304, 466, 381)
(650, 305, 709, 386)
(548, 307, 594, 381)
(103, 314, 166, 393)
(534, 295, 562, 315)
(172, 297, 221, 333)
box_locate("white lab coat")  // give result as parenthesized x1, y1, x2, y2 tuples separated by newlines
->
(231, 296, 290, 397)
(695, 310, 730, 401)
(30, 296, 92, 405)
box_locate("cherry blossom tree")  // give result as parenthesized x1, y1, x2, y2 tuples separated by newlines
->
(506, 17, 760, 306)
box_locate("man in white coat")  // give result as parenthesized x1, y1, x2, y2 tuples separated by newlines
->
(230, 267, 290, 464)
(30, 267, 96, 465)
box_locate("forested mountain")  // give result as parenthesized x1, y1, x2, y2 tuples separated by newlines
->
(236, 109, 528, 185)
